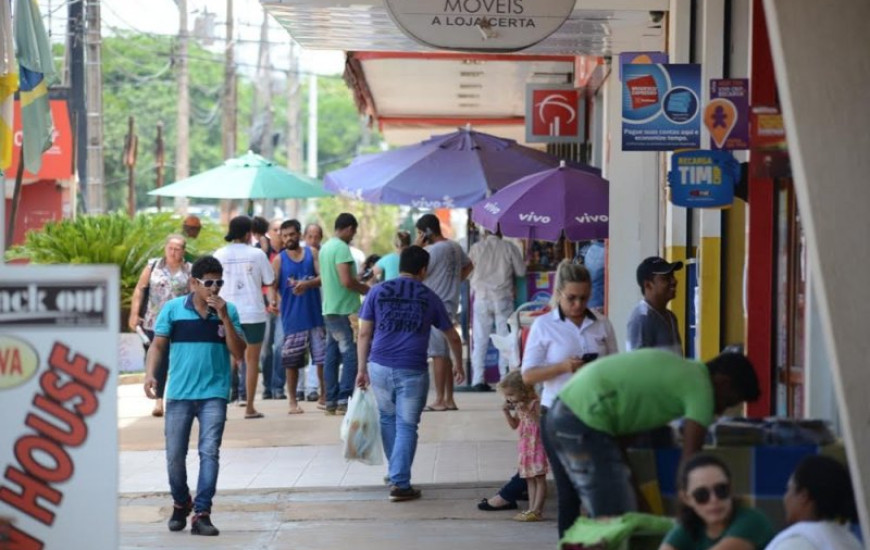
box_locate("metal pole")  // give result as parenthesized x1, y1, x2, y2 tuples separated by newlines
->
(155, 122, 165, 211)
(124, 116, 138, 217)
(85, 0, 105, 213)
(174, 0, 190, 215)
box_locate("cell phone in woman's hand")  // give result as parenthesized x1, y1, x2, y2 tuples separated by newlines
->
(581, 352, 599, 363)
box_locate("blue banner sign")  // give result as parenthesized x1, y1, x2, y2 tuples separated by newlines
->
(668, 150, 739, 208)
(622, 64, 702, 151)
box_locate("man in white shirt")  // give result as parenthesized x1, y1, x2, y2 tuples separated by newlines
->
(214, 216, 275, 419)
(467, 230, 525, 391)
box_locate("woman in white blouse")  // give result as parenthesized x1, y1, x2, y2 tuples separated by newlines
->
(766, 455, 862, 550)
(521, 260, 618, 537)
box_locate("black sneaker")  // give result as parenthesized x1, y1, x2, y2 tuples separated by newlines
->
(167, 499, 192, 532)
(274, 392, 287, 400)
(336, 403, 348, 414)
(296, 391, 305, 401)
(306, 392, 319, 402)
(472, 383, 494, 392)
(190, 512, 219, 536)
(262, 392, 274, 400)
(389, 485, 422, 502)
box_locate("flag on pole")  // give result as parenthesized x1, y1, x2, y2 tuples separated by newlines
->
(13, 0, 55, 174)
(0, 0, 18, 171)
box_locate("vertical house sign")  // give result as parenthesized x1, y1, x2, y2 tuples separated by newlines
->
(384, 0, 576, 52)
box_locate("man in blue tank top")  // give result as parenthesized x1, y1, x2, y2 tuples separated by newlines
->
(267, 219, 326, 414)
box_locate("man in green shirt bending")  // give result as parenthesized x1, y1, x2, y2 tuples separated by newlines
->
(544, 348, 760, 518)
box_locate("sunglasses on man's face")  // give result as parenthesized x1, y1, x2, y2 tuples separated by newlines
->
(195, 278, 224, 289)
(691, 482, 730, 504)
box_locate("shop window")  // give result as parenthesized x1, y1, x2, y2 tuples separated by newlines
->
(774, 179, 807, 418)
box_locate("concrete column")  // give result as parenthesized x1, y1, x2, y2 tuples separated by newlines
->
(765, 0, 870, 533)
(697, 0, 725, 359)
(665, 0, 692, 353)
(602, 75, 660, 350)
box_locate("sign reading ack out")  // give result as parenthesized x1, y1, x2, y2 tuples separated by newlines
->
(384, 0, 576, 52)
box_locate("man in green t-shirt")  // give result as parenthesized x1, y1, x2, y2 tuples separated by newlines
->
(544, 348, 760, 518)
(319, 213, 370, 414)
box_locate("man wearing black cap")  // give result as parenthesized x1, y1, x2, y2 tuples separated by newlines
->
(213, 216, 275, 418)
(626, 256, 684, 355)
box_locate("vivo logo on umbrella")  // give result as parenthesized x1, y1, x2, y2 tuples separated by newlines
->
(518, 212, 551, 224)
(411, 195, 455, 209)
(483, 202, 501, 214)
(575, 213, 609, 223)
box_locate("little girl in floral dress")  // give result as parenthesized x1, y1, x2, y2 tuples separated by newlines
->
(498, 370, 548, 522)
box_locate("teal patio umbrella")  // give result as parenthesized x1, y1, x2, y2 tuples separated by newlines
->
(149, 151, 330, 207)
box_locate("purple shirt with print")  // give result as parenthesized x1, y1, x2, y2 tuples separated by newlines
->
(360, 276, 452, 370)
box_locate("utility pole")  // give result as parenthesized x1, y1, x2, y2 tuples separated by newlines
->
(286, 42, 302, 173)
(123, 116, 138, 218)
(85, 0, 105, 213)
(285, 42, 302, 219)
(306, 73, 317, 179)
(175, 0, 190, 214)
(255, 8, 275, 216)
(155, 122, 165, 211)
(221, 0, 236, 222)
(67, 0, 86, 212)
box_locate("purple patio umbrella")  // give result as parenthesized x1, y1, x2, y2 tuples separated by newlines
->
(324, 126, 594, 208)
(471, 161, 609, 242)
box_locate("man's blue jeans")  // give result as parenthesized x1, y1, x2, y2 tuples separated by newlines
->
(165, 398, 227, 514)
(269, 317, 286, 393)
(323, 314, 357, 408)
(368, 361, 429, 489)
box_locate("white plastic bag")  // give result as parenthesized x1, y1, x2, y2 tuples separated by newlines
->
(490, 332, 520, 370)
(340, 387, 384, 465)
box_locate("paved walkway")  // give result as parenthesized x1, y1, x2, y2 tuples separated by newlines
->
(118, 380, 560, 549)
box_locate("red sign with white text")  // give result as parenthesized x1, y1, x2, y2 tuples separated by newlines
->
(5, 100, 74, 180)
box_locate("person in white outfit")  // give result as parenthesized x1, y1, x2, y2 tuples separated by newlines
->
(766, 454, 863, 550)
(467, 230, 525, 391)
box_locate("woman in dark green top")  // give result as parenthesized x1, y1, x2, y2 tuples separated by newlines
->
(660, 454, 775, 550)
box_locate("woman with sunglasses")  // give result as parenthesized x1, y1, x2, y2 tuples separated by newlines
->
(765, 454, 862, 550)
(130, 234, 192, 417)
(661, 454, 774, 550)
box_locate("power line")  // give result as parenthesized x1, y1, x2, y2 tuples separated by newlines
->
(99, 29, 344, 79)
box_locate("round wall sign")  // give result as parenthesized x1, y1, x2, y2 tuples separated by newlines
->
(384, 0, 576, 52)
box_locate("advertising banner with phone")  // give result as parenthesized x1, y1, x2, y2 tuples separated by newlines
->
(622, 64, 702, 151)
(0, 266, 119, 549)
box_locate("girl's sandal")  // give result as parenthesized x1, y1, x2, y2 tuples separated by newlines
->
(514, 510, 542, 522)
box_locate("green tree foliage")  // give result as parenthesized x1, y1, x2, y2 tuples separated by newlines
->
(312, 197, 399, 257)
(101, 33, 253, 211)
(99, 34, 376, 212)
(5, 212, 223, 309)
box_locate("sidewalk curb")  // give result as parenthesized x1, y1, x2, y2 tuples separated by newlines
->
(119, 373, 145, 385)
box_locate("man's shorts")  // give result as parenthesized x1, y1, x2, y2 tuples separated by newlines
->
(241, 322, 266, 345)
(281, 326, 327, 370)
(427, 327, 450, 358)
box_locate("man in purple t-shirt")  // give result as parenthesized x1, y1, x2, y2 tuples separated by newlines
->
(356, 246, 465, 502)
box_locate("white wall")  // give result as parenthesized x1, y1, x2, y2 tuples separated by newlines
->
(601, 75, 661, 347)
(764, 0, 870, 533)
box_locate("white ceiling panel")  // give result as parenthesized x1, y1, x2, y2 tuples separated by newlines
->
(362, 57, 575, 117)
(380, 123, 538, 147)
